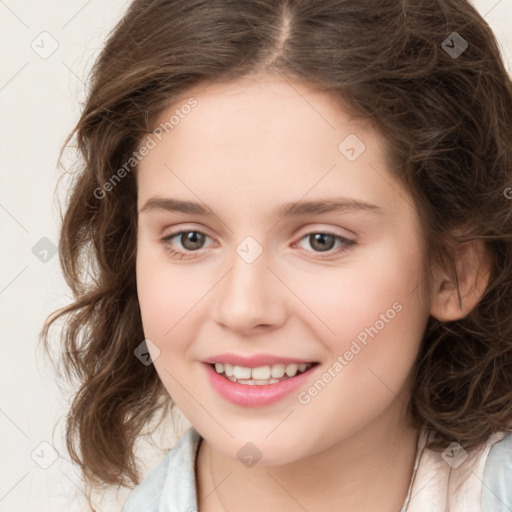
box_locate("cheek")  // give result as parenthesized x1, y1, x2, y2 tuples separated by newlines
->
(288, 240, 426, 350)
(136, 245, 218, 363)
(322, 243, 427, 386)
(292, 258, 426, 444)
(136, 246, 189, 343)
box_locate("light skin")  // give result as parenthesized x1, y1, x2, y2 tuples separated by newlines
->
(135, 73, 491, 511)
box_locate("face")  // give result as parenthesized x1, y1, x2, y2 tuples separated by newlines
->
(136, 74, 432, 465)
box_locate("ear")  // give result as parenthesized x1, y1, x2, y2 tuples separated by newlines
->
(429, 240, 492, 322)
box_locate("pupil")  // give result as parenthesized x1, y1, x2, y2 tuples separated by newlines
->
(182, 231, 204, 250)
(310, 233, 334, 252)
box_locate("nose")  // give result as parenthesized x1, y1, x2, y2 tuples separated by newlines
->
(212, 244, 288, 335)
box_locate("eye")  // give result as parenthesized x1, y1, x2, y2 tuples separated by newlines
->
(295, 232, 356, 257)
(161, 230, 214, 259)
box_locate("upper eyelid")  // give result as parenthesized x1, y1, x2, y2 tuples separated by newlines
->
(162, 227, 352, 240)
(163, 228, 214, 241)
(162, 222, 354, 239)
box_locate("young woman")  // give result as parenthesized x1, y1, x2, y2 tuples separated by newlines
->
(42, 1, 512, 510)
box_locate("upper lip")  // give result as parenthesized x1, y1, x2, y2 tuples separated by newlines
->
(202, 353, 318, 368)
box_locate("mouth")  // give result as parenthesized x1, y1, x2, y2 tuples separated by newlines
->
(209, 362, 318, 386)
(203, 360, 321, 407)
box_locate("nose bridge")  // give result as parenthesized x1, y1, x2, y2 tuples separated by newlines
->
(213, 237, 285, 332)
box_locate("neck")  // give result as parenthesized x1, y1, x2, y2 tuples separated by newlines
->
(196, 402, 420, 512)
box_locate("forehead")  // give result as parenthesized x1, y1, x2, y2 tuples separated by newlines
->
(152, 74, 369, 149)
(137, 74, 409, 220)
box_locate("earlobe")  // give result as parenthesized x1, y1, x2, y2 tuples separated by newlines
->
(429, 240, 492, 322)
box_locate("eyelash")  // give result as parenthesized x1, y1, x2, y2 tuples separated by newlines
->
(160, 229, 356, 260)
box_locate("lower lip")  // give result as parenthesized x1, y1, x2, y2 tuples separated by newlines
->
(203, 363, 319, 407)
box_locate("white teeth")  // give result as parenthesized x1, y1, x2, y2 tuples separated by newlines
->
(270, 364, 285, 378)
(251, 365, 271, 380)
(213, 362, 313, 384)
(285, 363, 298, 377)
(236, 378, 280, 385)
(233, 365, 252, 379)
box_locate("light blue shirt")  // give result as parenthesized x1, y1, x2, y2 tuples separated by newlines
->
(122, 427, 512, 512)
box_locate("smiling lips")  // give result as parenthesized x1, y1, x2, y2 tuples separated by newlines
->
(212, 362, 314, 385)
(203, 353, 318, 385)
(202, 354, 320, 406)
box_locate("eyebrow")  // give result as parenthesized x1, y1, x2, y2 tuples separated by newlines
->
(139, 197, 384, 217)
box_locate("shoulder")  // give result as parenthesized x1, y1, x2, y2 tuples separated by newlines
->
(121, 427, 202, 512)
(482, 429, 512, 512)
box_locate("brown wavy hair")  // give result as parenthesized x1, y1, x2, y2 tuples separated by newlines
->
(41, 0, 512, 503)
